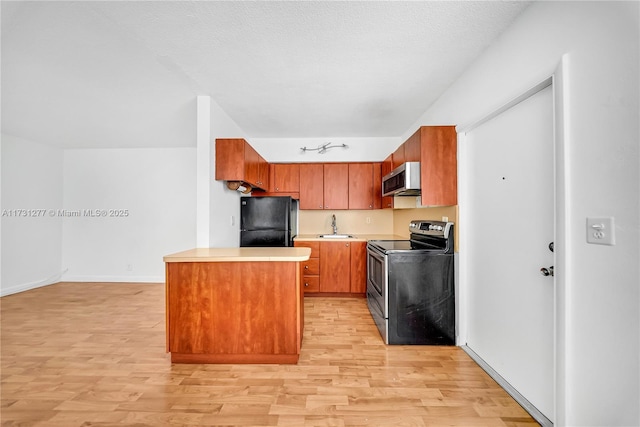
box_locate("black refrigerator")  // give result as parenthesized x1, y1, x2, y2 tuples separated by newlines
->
(240, 196, 298, 247)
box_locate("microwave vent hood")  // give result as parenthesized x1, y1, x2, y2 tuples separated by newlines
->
(382, 162, 421, 197)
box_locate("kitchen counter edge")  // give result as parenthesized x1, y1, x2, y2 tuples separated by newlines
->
(164, 247, 311, 263)
(294, 234, 406, 242)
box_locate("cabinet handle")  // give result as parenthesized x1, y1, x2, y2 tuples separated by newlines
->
(276, 187, 279, 191)
(304, 265, 309, 269)
(346, 243, 350, 247)
(304, 282, 309, 287)
(325, 206, 329, 209)
(319, 205, 323, 209)
(369, 205, 372, 208)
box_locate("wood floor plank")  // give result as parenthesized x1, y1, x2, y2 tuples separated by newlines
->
(0, 282, 537, 426)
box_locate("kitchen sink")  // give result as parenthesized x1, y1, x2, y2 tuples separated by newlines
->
(317, 234, 355, 239)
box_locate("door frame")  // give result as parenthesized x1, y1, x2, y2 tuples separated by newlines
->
(455, 56, 570, 427)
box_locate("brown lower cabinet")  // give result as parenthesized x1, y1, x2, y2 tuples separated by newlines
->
(320, 241, 351, 292)
(295, 240, 366, 295)
(350, 241, 367, 293)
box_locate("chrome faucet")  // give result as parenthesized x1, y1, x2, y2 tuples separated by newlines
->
(331, 214, 338, 235)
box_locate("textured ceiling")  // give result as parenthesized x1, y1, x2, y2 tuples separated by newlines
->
(1, 1, 530, 148)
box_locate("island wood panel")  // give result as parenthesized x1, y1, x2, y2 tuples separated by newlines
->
(167, 262, 217, 354)
(167, 261, 301, 364)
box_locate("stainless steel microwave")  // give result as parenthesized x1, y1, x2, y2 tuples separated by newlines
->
(382, 162, 421, 197)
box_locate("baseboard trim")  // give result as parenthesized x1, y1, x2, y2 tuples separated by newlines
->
(1, 275, 165, 297)
(62, 275, 164, 283)
(461, 345, 553, 427)
(1, 272, 64, 297)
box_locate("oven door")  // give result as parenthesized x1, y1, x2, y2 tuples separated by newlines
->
(366, 244, 388, 342)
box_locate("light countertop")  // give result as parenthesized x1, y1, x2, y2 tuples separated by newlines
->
(295, 234, 406, 242)
(164, 247, 312, 263)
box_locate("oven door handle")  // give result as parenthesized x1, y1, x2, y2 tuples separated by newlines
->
(367, 246, 386, 263)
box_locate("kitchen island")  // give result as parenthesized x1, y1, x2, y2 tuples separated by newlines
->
(163, 247, 311, 364)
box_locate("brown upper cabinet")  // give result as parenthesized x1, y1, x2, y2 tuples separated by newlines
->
(404, 130, 421, 163)
(322, 163, 349, 210)
(299, 163, 324, 210)
(299, 163, 350, 210)
(417, 126, 457, 206)
(215, 138, 268, 191)
(381, 154, 394, 209)
(215, 125, 456, 208)
(270, 163, 300, 193)
(391, 142, 405, 169)
(348, 163, 382, 210)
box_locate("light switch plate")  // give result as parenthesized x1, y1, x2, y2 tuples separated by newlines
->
(586, 217, 615, 245)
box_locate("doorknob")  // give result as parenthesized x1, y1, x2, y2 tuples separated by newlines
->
(540, 266, 554, 277)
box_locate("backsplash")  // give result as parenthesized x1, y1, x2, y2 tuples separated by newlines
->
(298, 210, 394, 235)
(298, 204, 458, 246)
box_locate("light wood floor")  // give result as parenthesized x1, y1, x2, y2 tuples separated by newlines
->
(1, 282, 537, 426)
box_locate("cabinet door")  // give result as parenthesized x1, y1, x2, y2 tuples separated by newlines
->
(244, 143, 260, 188)
(404, 129, 421, 163)
(323, 164, 349, 210)
(350, 241, 367, 293)
(392, 143, 405, 169)
(215, 139, 245, 181)
(381, 154, 394, 209)
(257, 154, 269, 189)
(273, 164, 300, 192)
(372, 163, 382, 209)
(320, 241, 350, 293)
(348, 163, 374, 209)
(299, 163, 324, 210)
(420, 126, 458, 206)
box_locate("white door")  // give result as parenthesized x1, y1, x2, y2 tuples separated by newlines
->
(463, 84, 554, 422)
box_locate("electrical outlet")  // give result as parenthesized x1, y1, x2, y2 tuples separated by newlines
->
(366, 217, 371, 224)
(126, 264, 133, 271)
(231, 215, 235, 226)
(586, 217, 615, 245)
(442, 216, 449, 222)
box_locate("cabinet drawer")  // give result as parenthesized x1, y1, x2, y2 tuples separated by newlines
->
(301, 258, 319, 275)
(294, 241, 320, 257)
(302, 275, 319, 293)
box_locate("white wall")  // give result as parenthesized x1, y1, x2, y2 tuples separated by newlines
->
(61, 148, 196, 282)
(408, 2, 638, 426)
(251, 136, 399, 163)
(1, 134, 64, 296)
(209, 99, 248, 247)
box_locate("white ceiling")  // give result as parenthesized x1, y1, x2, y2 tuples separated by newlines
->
(1, 1, 530, 149)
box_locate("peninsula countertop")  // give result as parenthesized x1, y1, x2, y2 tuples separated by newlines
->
(163, 247, 312, 263)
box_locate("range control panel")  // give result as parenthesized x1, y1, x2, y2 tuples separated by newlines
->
(409, 220, 453, 237)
